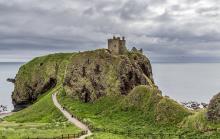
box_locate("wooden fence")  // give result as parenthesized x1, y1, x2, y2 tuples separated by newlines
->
(55, 106, 220, 139)
(24, 130, 88, 139)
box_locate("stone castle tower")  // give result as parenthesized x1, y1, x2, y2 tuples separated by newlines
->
(108, 36, 127, 55)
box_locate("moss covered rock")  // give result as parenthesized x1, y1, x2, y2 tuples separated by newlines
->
(207, 92, 220, 122)
(64, 49, 154, 102)
(12, 49, 154, 110)
(12, 53, 73, 111)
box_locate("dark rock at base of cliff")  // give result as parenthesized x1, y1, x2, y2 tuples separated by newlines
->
(7, 78, 15, 83)
(207, 92, 220, 122)
(12, 104, 30, 112)
(12, 78, 57, 109)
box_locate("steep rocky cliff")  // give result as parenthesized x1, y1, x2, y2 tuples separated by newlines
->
(63, 49, 154, 102)
(12, 53, 73, 111)
(12, 49, 155, 110)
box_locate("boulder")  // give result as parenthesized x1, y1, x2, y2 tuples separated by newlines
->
(207, 92, 220, 122)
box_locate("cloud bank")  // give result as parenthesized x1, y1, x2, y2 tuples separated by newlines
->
(0, 0, 220, 62)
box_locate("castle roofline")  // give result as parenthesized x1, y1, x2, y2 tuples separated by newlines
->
(110, 36, 125, 41)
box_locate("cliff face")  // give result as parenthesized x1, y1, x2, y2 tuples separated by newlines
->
(12, 49, 155, 110)
(63, 49, 154, 102)
(12, 53, 72, 111)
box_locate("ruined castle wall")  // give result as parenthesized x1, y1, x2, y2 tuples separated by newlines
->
(108, 39, 120, 54)
(119, 40, 127, 54)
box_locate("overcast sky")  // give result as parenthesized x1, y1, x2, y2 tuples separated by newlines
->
(0, 0, 220, 62)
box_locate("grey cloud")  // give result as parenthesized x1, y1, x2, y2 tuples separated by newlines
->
(118, 0, 149, 20)
(0, 0, 220, 63)
(197, 7, 219, 13)
(148, 26, 220, 42)
(196, 6, 220, 16)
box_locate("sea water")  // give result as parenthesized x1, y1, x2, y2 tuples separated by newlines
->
(1, 62, 220, 112)
(152, 63, 220, 103)
(0, 62, 23, 112)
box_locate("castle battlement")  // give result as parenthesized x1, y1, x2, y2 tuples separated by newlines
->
(108, 36, 127, 55)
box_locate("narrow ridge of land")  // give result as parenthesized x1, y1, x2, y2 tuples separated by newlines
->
(52, 92, 92, 139)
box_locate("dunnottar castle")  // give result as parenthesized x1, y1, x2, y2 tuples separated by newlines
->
(108, 36, 143, 55)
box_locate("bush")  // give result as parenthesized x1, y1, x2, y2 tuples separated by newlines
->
(207, 92, 220, 122)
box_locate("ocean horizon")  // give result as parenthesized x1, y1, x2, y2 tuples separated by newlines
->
(1, 62, 220, 112)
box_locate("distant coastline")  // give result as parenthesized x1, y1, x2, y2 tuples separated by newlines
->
(2, 61, 220, 64)
(152, 61, 220, 64)
(0, 62, 25, 64)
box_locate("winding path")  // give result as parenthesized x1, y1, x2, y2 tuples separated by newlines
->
(52, 92, 92, 139)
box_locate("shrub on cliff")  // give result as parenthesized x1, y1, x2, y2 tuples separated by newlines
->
(207, 92, 220, 122)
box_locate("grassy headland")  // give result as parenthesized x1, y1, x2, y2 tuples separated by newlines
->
(1, 53, 81, 139)
(1, 51, 220, 139)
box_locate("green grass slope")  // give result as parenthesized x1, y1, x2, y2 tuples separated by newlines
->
(16, 53, 73, 84)
(180, 110, 220, 137)
(0, 122, 79, 139)
(58, 85, 192, 138)
(1, 87, 80, 139)
(1, 53, 81, 139)
(5, 87, 65, 123)
(121, 85, 191, 125)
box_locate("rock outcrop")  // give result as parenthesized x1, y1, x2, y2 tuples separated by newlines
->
(7, 78, 16, 83)
(11, 49, 155, 110)
(64, 49, 154, 102)
(12, 53, 72, 111)
(207, 92, 220, 122)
